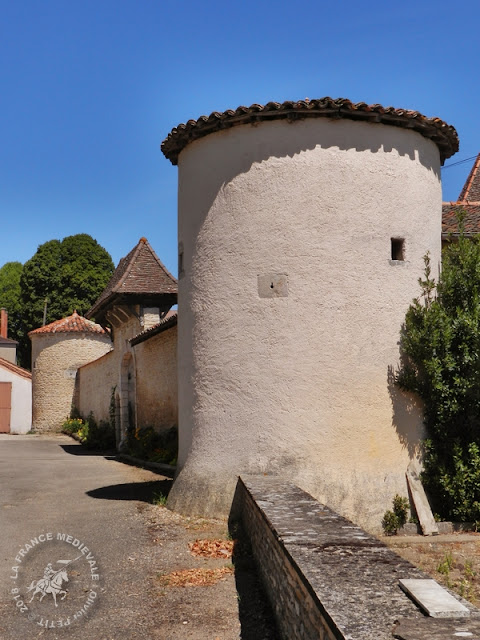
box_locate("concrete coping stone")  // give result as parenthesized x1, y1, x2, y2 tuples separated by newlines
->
(398, 522, 475, 536)
(393, 617, 480, 639)
(399, 579, 470, 618)
(239, 475, 480, 640)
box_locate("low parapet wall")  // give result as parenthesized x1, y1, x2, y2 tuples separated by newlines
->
(231, 476, 480, 640)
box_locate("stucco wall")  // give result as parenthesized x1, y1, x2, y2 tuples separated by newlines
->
(76, 312, 177, 439)
(169, 117, 442, 532)
(0, 366, 31, 434)
(133, 324, 177, 430)
(76, 350, 117, 423)
(75, 311, 140, 440)
(0, 345, 17, 364)
(31, 333, 112, 432)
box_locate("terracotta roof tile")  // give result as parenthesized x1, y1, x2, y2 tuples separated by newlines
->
(442, 203, 480, 235)
(0, 357, 32, 380)
(29, 311, 108, 336)
(87, 238, 177, 320)
(442, 153, 480, 236)
(161, 97, 459, 165)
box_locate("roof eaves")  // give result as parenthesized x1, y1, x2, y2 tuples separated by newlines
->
(0, 357, 32, 380)
(161, 97, 459, 165)
(130, 312, 177, 346)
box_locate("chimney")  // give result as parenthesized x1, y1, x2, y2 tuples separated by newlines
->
(0, 308, 7, 339)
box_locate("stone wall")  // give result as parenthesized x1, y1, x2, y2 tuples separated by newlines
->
(31, 333, 112, 432)
(232, 476, 479, 640)
(134, 324, 177, 430)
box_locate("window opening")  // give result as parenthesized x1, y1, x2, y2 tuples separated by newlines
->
(391, 238, 405, 261)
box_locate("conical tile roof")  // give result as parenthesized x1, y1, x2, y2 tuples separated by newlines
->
(86, 238, 177, 320)
(29, 311, 107, 336)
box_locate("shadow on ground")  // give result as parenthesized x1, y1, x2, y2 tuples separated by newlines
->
(86, 479, 173, 503)
(59, 443, 117, 458)
(230, 521, 280, 640)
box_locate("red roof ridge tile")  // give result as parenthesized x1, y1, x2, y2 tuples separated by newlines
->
(442, 201, 480, 206)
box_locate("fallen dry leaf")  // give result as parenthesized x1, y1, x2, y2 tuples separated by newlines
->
(189, 538, 234, 558)
(159, 566, 234, 587)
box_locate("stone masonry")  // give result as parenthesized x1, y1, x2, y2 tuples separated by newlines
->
(30, 312, 111, 432)
(232, 476, 480, 640)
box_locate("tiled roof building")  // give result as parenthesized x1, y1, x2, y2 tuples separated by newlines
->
(162, 97, 459, 165)
(86, 237, 177, 324)
(443, 153, 480, 237)
(162, 94, 456, 529)
(0, 357, 32, 380)
(73, 238, 178, 446)
(0, 356, 32, 433)
(29, 311, 112, 432)
(29, 311, 107, 336)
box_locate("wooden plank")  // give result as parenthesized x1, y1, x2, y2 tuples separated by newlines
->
(406, 460, 438, 536)
(399, 579, 469, 618)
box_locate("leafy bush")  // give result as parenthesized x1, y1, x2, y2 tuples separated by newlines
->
(392, 494, 409, 525)
(127, 425, 177, 465)
(423, 440, 480, 523)
(83, 413, 116, 451)
(382, 494, 410, 535)
(61, 418, 84, 434)
(397, 217, 480, 520)
(62, 413, 115, 451)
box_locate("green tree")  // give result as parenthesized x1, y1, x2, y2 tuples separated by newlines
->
(17, 234, 114, 367)
(0, 261, 23, 342)
(398, 223, 480, 521)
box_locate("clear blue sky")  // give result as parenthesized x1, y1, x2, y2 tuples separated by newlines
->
(1, 0, 478, 275)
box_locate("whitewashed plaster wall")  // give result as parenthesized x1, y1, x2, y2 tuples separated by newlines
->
(169, 117, 441, 532)
(0, 364, 32, 433)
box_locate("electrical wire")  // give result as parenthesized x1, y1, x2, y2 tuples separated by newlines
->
(442, 154, 478, 170)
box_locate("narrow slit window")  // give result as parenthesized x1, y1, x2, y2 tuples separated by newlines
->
(391, 238, 405, 261)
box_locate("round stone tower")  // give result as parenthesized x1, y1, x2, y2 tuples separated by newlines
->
(29, 311, 112, 432)
(162, 97, 458, 531)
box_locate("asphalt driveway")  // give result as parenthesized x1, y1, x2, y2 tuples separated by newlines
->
(0, 434, 175, 640)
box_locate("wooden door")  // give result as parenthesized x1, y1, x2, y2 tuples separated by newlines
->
(0, 382, 12, 433)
